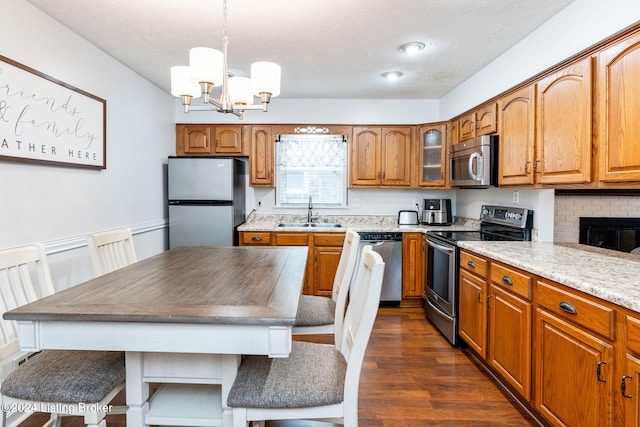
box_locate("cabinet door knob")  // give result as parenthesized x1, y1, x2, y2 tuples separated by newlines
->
(467, 261, 475, 268)
(559, 301, 577, 315)
(622, 375, 633, 399)
(502, 276, 513, 285)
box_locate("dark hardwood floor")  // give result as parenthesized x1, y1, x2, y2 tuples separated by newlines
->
(19, 308, 536, 427)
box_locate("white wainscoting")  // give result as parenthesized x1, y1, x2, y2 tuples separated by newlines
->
(41, 220, 168, 291)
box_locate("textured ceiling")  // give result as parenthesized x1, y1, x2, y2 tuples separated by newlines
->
(26, 0, 575, 99)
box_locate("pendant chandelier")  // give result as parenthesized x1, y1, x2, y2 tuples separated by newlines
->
(170, 0, 281, 119)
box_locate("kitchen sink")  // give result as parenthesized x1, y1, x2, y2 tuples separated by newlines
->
(277, 222, 343, 228)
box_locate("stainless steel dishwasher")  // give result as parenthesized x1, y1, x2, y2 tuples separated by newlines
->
(354, 232, 403, 306)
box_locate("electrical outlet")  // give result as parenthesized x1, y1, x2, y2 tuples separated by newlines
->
(513, 191, 520, 204)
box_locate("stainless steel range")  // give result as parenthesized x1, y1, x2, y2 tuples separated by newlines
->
(424, 205, 534, 346)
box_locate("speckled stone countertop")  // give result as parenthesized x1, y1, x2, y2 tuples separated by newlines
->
(457, 241, 640, 313)
(238, 213, 481, 233)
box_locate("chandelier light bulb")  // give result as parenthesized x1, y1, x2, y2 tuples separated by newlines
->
(189, 47, 224, 96)
(228, 76, 254, 106)
(170, 66, 200, 98)
(251, 62, 281, 98)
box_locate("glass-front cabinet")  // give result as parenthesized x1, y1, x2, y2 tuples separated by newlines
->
(417, 123, 448, 187)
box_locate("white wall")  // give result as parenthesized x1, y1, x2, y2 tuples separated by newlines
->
(1, 0, 175, 289)
(174, 0, 640, 241)
(440, 0, 640, 119)
(250, 186, 458, 218)
(455, 189, 555, 242)
(5, 0, 640, 289)
(175, 98, 441, 125)
(449, 0, 640, 241)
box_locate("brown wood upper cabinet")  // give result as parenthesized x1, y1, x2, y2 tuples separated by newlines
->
(350, 126, 412, 187)
(417, 123, 448, 187)
(176, 124, 248, 156)
(536, 57, 593, 185)
(457, 102, 497, 142)
(597, 31, 640, 185)
(498, 86, 536, 185)
(249, 126, 274, 187)
(499, 59, 593, 187)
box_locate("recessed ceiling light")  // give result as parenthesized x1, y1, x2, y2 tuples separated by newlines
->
(381, 71, 403, 81)
(399, 42, 426, 55)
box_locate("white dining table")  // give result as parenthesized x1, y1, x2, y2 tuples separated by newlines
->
(4, 246, 308, 427)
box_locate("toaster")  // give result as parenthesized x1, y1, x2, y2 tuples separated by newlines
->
(398, 210, 420, 225)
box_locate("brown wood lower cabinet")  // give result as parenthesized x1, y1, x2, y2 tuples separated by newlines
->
(457, 249, 635, 427)
(489, 284, 531, 400)
(401, 233, 425, 301)
(311, 234, 345, 297)
(239, 231, 343, 297)
(459, 268, 488, 357)
(459, 250, 532, 400)
(535, 308, 614, 427)
(622, 353, 640, 427)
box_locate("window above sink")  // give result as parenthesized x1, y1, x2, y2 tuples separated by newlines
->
(274, 134, 348, 209)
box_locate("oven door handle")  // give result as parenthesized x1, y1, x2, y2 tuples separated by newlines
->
(427, 239, 455, 254)
(426, 297, 454, 321)
(468, 152, 483, 181)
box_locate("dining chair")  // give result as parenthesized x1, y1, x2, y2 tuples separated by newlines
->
(227, 244, 385, 427)
(0, 243, 126, 427)
(86, 228, 137, 276)
(293, 229, 360, 346)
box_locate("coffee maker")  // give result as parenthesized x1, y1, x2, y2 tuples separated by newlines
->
(422, 199, 452, 225)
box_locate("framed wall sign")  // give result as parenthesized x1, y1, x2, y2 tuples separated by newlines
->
(0, 55, 106, 169)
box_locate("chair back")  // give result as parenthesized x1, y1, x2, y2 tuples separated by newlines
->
(339, 245, 384, 423)
(0, 244, 55, 359)
(332, 229, 360, 347)
(87, 228, 137, 276)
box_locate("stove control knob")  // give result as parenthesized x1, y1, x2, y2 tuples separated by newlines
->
(514, 213, 522, 220)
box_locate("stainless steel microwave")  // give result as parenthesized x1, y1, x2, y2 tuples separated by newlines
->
(449, 135, 498, 188)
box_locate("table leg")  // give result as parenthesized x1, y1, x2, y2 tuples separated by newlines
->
(125, 351, 150, 427)
(221, 354, 241, 427)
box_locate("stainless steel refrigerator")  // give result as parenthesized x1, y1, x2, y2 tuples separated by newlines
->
(168, 157, 246, 248)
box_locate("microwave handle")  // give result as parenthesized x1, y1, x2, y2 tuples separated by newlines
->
(468, 152, 484, 181)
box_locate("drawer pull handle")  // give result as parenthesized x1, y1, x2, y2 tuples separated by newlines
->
(622, 375, 633, 399)
(559, 301, 577, 315)
(597, 361, 607, 383)
(467, 261, 475, 268)
(502, 276, 513, 285)
(251, 236, 263, 241)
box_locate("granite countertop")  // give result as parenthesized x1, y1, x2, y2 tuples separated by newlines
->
(457, 241, 640, 313)
(239, 213, 480, 234)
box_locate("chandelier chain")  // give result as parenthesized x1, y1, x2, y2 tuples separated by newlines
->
(222, 0, 229, 45)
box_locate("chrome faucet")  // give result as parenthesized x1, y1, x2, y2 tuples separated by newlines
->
(307, 196, 314, 222)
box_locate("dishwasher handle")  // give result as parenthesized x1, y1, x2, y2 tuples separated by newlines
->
(427, 239, 455, 254)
